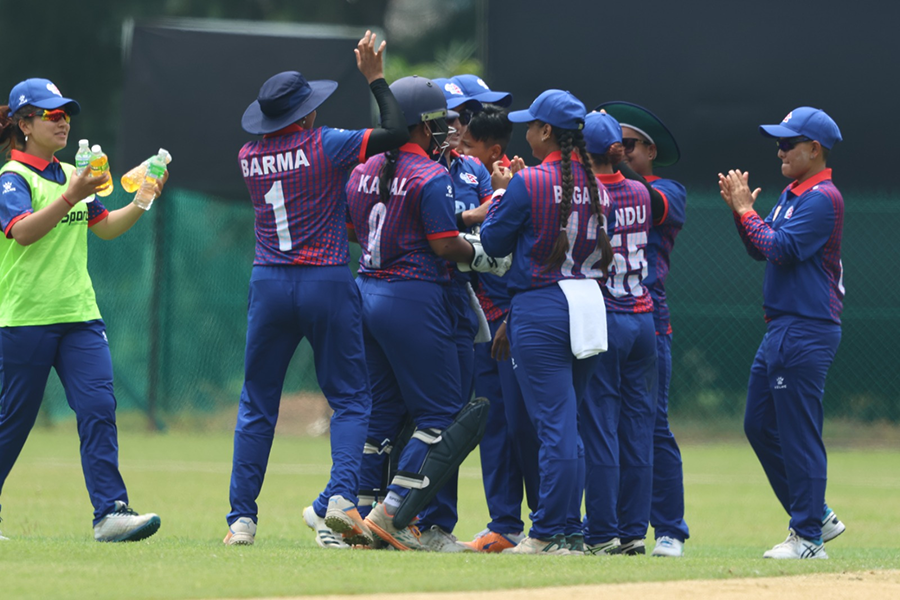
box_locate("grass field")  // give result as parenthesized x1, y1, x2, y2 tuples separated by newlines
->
(0, 423, 898, 600)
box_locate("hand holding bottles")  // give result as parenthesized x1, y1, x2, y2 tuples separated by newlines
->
(66, 164, 111, 204)
(133, 149, 170, 210)
(90, 145, 114, 197)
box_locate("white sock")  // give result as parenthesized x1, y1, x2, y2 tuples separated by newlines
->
(383, 491, 403, 511)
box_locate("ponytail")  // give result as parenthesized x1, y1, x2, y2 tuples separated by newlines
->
(378, 147, 401, 205)
(574, 134, 613, 277)
(0, 104, 31, 158)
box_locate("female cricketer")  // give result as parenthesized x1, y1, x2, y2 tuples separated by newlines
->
(227, 31, 408, 548)
(0, 78, 165, 542)
(345, 75, 488, 551)
(719, 106, 845, 559)
(595, 101, 690, 557)
(581, 111, 656, 556)
(480, 89, 612, 555)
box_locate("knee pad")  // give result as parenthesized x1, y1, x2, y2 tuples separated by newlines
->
(391, 397, 490, 528)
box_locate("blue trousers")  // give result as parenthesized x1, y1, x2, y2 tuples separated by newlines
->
(473, 317, 540, 535)
(744, 316, 840, 540)
(0, 320, 128, 525)
(581, 311, 657, 544)
(650, 332, 690, 541)
(228, 266, 371, 524)
(356, 277, 463, 525)
(508, 285, 599, 540)
(418, 282, 475, 533)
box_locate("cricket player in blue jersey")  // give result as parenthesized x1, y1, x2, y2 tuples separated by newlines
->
(719, 106, 846, 559)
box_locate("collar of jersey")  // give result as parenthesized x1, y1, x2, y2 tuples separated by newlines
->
(596, 171, 625, 185)
(263, 123, 304, 138)
(542, 151, 582, 164)
(789, 168, 832, 197)
(643, 174, 661, 182)
(11, 149, 59, 171)
(399, 142, 430, 158)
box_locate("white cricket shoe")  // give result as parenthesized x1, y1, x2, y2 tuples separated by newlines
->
(418, 525, 473, 552)
(651, 536, 684, 557)
(611, 538, 645, 555)
(821, 508, 845, 543)
(763, 530, 828, 559)
(303, 505, 349, 549)
(502, 535, 576, 555)
(324, 495, 374, 546)
(93, 501, 160, 542)
(223, 517, 256, 546)
(585, 537, 621, 555)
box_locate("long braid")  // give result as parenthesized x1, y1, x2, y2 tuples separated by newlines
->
(544, 128, 575, 271)
(378, 147, 401, 205)
(574, 133, 613, 276)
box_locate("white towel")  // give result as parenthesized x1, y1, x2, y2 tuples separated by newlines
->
(557, 279, 607, 359)
(466, 282, 492, 344)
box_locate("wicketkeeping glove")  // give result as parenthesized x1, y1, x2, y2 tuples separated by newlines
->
(457, 233, 512, 277)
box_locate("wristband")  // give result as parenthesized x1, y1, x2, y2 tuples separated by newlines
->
(61, 193, 75, 207)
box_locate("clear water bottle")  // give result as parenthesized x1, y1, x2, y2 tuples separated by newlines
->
(134, 149, 168, 210)
(90, 144, 114, 197)
(75, 140, 92, 174)
(121, 149, 172, 193)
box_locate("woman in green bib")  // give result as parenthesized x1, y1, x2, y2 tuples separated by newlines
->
(0, 78, 165, 542)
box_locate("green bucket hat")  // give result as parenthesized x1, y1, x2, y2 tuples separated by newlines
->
(593, 101, 680, 168)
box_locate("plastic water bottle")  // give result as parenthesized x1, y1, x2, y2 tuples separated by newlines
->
(75, 140, 92, 174)
(90, 144, 114, 197)
(121, 150, 172, 193)
(133, 149, 168, 210)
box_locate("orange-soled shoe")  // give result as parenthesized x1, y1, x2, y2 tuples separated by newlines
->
(463, 530, 523, 553)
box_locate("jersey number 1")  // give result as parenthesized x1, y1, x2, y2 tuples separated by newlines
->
(264, 181, 292, 251)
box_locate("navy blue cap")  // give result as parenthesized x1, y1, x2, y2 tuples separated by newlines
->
(450, 74, 512, 108)
(432, 78, 483, 111)
(584, 112, 622, 154)
(759, 107, 842, 149)
(242, 71, 337, 135)
(508, 89, 585, 130)
(389, 76, 448, 127)
(8, 78, 80, 116)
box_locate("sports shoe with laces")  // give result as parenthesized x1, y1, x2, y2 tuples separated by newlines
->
(584, 537, 621, 555)
(821, 508, 845, 543)
(463, 529, 524, 552)
(324, 495, 373, 546)
(610, 538, 645, 555)
(363, 502, 426, 551)
(223, 517, 256, 545)
(763, 529, 828, 559)
(93, 501, 161, 542)
(302, 505, 349, 549)
(651, 536, 684, 557)
(418, 525, 473, 552)
(566, 532, 585, 553)
(502, 534, 575, 555)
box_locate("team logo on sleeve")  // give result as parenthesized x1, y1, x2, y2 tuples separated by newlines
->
(784, 206, 794, 219)
(460, 172, 479, 186)
(2, 181, 16, 194)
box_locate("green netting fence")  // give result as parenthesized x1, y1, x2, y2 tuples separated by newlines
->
(35, 186, 900, 434)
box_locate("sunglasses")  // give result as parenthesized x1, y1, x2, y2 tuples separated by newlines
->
(622, 137, 651, 152)
(776, 136, 812, 152)
(24, 109, 71, 123)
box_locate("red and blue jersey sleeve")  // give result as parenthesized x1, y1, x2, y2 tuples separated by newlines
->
(320, 126, 371, 171)
(644, 177, 687, 334)
(0, 172, 34, 238)
(86, 198, 109, 226)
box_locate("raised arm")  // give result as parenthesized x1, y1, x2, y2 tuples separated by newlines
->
(355, 31, 409, 157)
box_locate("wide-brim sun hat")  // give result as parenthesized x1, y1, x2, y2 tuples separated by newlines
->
(8, 78, 81, 116)
(508, 89, 586, 130)
(594, 101, 680, 167)
(242, 71, 338, 135)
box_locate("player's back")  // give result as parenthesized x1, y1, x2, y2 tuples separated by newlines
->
(346, 145, 457, 283)
(239, 125, 365, 267)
